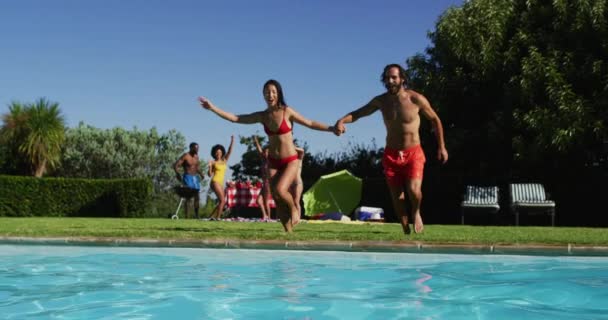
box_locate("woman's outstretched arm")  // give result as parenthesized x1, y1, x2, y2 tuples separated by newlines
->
(198, 97, 262, 124)
(289, 106, 342, 135)
(224, 135, 235, 161)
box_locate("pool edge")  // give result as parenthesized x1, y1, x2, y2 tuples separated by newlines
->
(1, 236, 607, 256)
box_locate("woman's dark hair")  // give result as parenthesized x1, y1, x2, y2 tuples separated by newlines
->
(211, 144, 226, 160)
(380, 64, 408, 86)
(263, 79, 287, 107)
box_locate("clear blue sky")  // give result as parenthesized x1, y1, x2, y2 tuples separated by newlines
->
(1, 0, 462, 174)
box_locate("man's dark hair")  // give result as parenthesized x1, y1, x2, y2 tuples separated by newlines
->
(263, 79, 287, 107)
(380, 64, 408, 86)
(211, 144, 226, 160)
(189, 142, 198, 149)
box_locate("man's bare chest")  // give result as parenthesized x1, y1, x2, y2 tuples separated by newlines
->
(184, 155, 199, 167)
(381, 101, 419, 123)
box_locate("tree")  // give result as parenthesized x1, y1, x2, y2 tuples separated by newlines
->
(229, 135, 320, 182)
(405, 0, 608, 225)
(0, 98, 66, 177)
(229, 135, 267, 182)
(407, 0, 607, 175)
(231, 134, 383, 185)
(57, 123, 197, 193)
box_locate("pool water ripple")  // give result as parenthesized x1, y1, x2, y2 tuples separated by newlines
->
(0, 245, 607, 319)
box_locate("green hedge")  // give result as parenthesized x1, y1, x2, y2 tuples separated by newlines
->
(0, 175, 152, 217)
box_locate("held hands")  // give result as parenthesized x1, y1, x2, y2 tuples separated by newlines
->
(332, 120, 346, 136)
(328, 126, 342, 136)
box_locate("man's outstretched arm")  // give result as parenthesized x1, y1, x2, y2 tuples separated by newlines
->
(334, 98, 381, 133)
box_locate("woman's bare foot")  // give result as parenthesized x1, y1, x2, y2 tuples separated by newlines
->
(284, 223, 293, 233)
(414, 213, 424, 233)
(279, 212, 292, 232)
(291, 210, 301, 228)
(281, 219, 293, 232)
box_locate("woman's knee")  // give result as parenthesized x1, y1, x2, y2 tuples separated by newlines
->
(277, 185, 293, 198)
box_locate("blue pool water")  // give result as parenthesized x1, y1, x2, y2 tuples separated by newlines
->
(0, 245, 607, 319)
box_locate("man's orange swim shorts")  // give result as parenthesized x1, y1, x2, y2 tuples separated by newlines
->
(382, 144, 426, 186)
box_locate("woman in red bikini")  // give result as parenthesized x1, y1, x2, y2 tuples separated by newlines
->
(198, 79, 342, 232)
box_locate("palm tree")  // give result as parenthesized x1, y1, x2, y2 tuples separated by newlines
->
(0, 102, 30, 174)
(0, 98, 66, 177)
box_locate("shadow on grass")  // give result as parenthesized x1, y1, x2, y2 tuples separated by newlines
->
(152, 227, 222, 233)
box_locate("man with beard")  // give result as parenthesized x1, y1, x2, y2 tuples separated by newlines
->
(334, 64, 448, 234)
(174, 142, 205, 219)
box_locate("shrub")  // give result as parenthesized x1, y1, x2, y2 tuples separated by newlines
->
(0, 175, 151, 217)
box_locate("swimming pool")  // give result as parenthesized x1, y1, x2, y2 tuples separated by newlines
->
(0, 245, 606, 319)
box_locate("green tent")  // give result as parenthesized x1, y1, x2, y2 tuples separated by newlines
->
(303, 170, 362, 216)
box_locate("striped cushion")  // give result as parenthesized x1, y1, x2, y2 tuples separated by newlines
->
(462, 186, 500, 208)
(510, 183, 556, 207)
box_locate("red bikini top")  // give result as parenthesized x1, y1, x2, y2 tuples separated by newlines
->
(263, 107, 292, 136)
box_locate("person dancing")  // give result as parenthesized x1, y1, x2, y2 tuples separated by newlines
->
(173, 142, 205, 219)
(208, 135, 234, 220)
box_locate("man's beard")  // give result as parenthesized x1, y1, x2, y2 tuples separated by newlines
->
(385, 83, 401, 94)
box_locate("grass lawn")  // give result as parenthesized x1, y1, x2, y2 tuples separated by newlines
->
(1, 217, 607, 246)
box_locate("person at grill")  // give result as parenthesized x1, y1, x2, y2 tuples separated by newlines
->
(174, 142, 205, 219)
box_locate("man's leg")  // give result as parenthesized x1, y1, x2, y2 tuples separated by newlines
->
(386, 181, 410, 234)
(184, 198, 190, 219)
(405, 179, 423, 233)
(194, 193, 200, 219)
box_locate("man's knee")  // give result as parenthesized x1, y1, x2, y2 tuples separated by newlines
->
(408, 186, 422, 200)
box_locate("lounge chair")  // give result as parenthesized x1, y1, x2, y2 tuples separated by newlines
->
(461, 186, 500, 224)
(509, 183, 556, 226)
